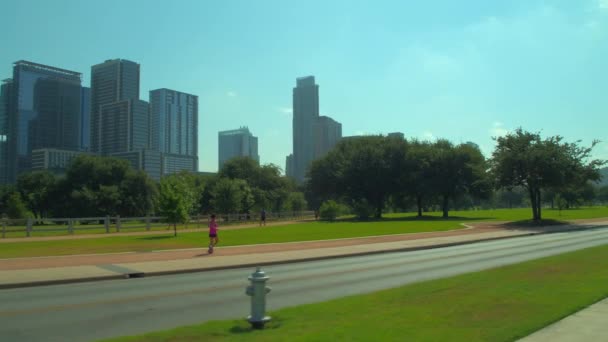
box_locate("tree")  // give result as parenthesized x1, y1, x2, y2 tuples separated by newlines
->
(119, 171, 158, 217)
(158, 175, 194, 236)
(308, 136, 394, 219)
(16, 170, 56, 219)
(403, 140, 433, 217)
(219, 156, 295, 213)
(597, 185, 608, 204)
(428, 140, 491, 218)
(319, 200, 341, 221)
(210, 178, 245, 215)
(492, 128, 605, 221)
(285, 192, 308, 213)
(6, 192, 30, 219)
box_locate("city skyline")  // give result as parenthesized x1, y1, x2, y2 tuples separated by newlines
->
(1, 0, 607, 173)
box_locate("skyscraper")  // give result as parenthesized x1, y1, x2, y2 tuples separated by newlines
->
(29, 77, 82, 152)
(313, 116, 342, 159)
(218, 127, 259, 169)
(90, 59, 140, 154)
(80, 87, 91, 151)
(290, 76, 319, 182)
(0, 80, 11, 184)
(99, 99, 150, 155)
(287, 76, 342, 183)
(149, 89, 198, 152)
(149, 88, 198, 175)
(5, 61, 82, 182)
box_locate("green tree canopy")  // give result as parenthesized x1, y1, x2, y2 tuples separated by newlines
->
(16, 170, 56, 219)
(491, 128, 605, 221)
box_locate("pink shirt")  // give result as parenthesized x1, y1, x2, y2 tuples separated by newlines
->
(209, 220, 218, 235)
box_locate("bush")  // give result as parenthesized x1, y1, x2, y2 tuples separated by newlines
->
(351, 199, 375, 220)
(319, 200, 341, 221)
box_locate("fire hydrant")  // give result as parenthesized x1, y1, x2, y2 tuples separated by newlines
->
(245, 267, 272, 329)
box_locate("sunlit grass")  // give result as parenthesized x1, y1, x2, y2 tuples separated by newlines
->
(104, 243, 608, 342)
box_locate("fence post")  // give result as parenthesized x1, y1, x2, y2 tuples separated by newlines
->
(68, 219, 74, 234)
(104, 216, 110, 233)
(116, 215, 121, 233)
(1, 220, 6, 238)
(26, 218, 33, 237)
(145, 215, 151, 231)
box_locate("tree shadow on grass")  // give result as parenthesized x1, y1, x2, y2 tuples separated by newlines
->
(338, 215, 493, 223)
(136, 235, 176, 241)
(501, 219, 573, 232)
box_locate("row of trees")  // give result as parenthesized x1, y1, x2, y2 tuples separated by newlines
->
(0, 128, 605, 222)
(0, 155, 308, 221)
(307, 128, 605, 221)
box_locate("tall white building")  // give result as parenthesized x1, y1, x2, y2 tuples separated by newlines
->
(218, 127, 259, 169)
(149, 88, 198, 174)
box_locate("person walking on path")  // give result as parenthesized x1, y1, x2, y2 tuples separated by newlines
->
(208, 214, 219, 254)
(260, 209, 266, 226)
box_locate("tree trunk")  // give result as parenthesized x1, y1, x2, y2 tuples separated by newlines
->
(529, 188, 538, 221)
(442, 195, 449, 218)
(536, 189, 542, 221)
(417, 195, 423, 217)
(173, 223, 177, 237)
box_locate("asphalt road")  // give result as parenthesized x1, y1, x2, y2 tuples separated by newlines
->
(1, 227, 608, 342)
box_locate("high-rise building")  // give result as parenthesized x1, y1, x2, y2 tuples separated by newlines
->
(0, 79, 11, 184)
(218, 127, 259, 169)
(28, 77, 82, 152)
(314, 116, 342, 159)
(161, 153, 198, 175)
(290, 76, 319, 182)
(99, 99, 150, 155)
(111, 149, 162, 181)
(287, 76, 342, 183)
(5, 61, 82, 183)
(90, 59, 140, 154)
(31, 148, 91, 175)
(80, 87, 91, 151)
(149, 88, 198, 174)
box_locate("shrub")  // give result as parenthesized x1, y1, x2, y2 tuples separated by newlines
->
(351, 199, 375, 220)
(319, 200, 341, 221)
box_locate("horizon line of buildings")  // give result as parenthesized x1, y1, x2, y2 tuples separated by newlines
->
(0, 59, 198, 183)
(0, 58, 401, 185)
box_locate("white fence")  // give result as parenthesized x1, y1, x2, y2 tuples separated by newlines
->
(0, 211, 315, 238)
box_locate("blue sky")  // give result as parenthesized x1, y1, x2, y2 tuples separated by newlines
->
(2, 0, 607, 172)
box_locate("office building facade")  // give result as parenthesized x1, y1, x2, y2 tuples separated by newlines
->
(111, 149, 162, 181)
(90, 59, 140, 154)
(149, 88, 198, 156)
(0, 80, 10, 184)
(287, 76, 342, 183)
(99, 99, 150, 155)
(313, 116, 342, 159)
(31, 148, 90, 174)
(4, 61, 83, 183)
(218, 127, 259, 169)
(80, 87, 91, 151)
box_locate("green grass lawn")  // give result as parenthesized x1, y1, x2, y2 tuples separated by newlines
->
(104, 243, 608, 342)
(0, 219, 463, 258)
(1, 207, 607, 259)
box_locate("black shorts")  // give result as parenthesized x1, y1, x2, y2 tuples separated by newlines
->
(209, 233, 217, 238)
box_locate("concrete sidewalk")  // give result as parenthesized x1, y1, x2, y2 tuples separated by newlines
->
(3, 221, 606, 289)
(518, 297, 608, 342)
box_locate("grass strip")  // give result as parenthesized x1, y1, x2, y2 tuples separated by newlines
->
(0, 220, 463, 258)
(105, 243, 608, 342)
